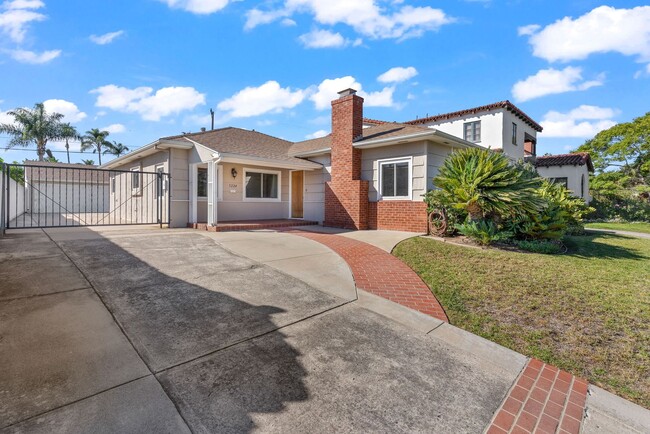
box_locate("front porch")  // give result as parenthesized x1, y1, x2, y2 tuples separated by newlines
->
(187, 219, 318, 232)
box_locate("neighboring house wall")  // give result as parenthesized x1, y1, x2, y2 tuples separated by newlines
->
(422, 110, 504, 151)
(29, 181, 109, 214)
(303, 154, 331, 223)
(170, 148, 190, 227)
(503, 113, 537, 160)
(1, 175, 25, 222)
(536, 164, 591, 201)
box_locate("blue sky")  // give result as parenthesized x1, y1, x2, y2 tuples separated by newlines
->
(1, 0, 649, 164)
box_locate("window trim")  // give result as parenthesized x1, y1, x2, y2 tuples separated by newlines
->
(130, 166, 142, 196)
(377, 156, 413, 201)
(242, 167, 282, 202)
(463, 120, 481, 143)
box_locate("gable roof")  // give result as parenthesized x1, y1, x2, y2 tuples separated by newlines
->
(535, 152, 594, 172)
(405, 100, 543, 132)
(289, 122, 436, 156)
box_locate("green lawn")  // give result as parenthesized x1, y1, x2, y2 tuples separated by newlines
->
(394, 233, 650, 408)
(586, 222, 650, 234)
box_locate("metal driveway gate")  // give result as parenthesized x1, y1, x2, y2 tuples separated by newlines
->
(1, 163, 170, 231)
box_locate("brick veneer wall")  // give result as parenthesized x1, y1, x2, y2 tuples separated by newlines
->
(368, 200, 428, 233)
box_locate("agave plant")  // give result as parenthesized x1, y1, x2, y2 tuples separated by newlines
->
(434, 148, 544, 221)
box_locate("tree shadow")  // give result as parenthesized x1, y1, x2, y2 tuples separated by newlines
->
(43, 228, 313, 433)
(564, 232, 648, 260)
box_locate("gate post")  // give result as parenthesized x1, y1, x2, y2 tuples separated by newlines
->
(1, 163, 6, 237)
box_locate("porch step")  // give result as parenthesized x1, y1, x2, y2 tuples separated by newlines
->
(187, 219, 318, 232)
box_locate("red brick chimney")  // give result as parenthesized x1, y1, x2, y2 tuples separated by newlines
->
(324, 89, 369, 230)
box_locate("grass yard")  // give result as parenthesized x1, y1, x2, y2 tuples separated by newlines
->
(586, 222, 650, 234)
(394, 233, 650, 408)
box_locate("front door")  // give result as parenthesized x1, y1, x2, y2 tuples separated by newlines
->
(291, 171, 304, 219)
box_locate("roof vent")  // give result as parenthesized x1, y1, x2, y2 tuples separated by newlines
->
(200, 127, 206, 132)
(338, 88, 357, 98)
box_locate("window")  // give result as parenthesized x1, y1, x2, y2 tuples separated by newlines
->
(379, 158, 411, 199)
(130, 167, 141, 194)
(464, 121, 481, 142)
(512, 123, 518, 145)
(550, 177, 568, 188)
(197, 168, 208, 198)
(244, 169, 279, 200)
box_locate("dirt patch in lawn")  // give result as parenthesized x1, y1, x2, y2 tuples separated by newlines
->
(394, 232, 650, 408)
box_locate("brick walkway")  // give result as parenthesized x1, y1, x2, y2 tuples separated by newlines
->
(286, 230, 449, 323)
(487, 358, 588, 434)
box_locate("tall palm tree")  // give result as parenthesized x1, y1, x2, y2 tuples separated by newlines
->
(81, 159, 95, 165)
(80, 128, 111, 165)
(0, 103, 66, 161)
(103, 141, 130, 158)
(59, 123, 80, 164)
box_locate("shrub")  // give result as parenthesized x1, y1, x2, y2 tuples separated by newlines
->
(515, 239, 563, 254)
(434, 148, 544, 221)
(423, 189, 465, 236)
(455, 219, 513, 246)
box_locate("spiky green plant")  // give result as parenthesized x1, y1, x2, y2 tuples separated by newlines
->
(433, 148, 544, 221)
(0, 103, 66, 161)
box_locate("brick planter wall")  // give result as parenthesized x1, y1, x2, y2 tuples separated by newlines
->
(368, 200, 428, 233)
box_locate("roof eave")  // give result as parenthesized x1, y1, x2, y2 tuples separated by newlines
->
(217, 153, 322, 170)
(100, 139, 193, 169)
(353, 129, 479, 150)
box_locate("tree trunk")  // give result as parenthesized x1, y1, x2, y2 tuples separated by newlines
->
(65, 140, 70, 164)
(37, 141, 45, 161)
(467, 202, 483, 221)
(98, 146, 102, 165)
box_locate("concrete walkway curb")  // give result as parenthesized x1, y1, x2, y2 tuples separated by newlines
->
(586, 228, 650, 239)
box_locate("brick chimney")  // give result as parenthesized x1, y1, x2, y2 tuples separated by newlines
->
(324, 89, 369, 230)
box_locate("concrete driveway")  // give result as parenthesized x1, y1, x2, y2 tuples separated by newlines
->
(2, 226, 645, 433)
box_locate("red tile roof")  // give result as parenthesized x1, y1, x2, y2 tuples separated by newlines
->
(362, 118, 389, 125)
(535, 152, 594, 172)
(404, 100, 543, 132)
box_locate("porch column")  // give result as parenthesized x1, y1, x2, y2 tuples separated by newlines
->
(189, 163, 198, 224)
(207, 161, 219, 226)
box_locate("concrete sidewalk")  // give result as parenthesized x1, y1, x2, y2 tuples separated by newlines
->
(1, 226, 648, 433)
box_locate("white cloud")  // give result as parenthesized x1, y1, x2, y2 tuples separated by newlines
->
(91, 85, 206, 121)
(0, 0, 45, 43)
(540, 105, 618, 138)
(310, 75, 395, 109)
(246, 1, 454, 41)
(281, 18, 296, 27)
(512, 66, 604, 102)
(0, 107, 15, 125)
(43, 99, 87, 123)
(305, 129, 328, 139)
(89, 30, 124, 45)
(7, 48, 60, 63)
(377, 66, 418, 83)
(299, 29, 350, 48)
(217, 80, 308, 119)
(517, 24, 540, 36)
(158, 0, 230, 14)
(101, 123, 126, 134)
(522, 6, 650, 67)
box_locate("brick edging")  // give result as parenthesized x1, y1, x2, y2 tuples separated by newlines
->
(285, 229, 449, 323)
(487, 358, 588, 434)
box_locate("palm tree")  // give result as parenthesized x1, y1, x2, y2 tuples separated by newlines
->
(0, 103, 66, 161)
(81, 159, 95, 165)
(60, 123, 80, 164)
(103, 141, 130, 158)
(80, 128, 111, 165)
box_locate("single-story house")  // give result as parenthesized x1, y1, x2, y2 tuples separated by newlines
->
(533, 153, 594, 202)
(102, 89, 479, 231)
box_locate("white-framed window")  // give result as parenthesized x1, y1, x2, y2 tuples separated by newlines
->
(130, 166, 141, 195)
(378, 157, 412, 200)
(464, 121, 481, 142)
(197, 167, 208, 198)
(243, 168, 281, 201)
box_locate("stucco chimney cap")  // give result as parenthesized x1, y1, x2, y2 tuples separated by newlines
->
(338, 88, 357, 98)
